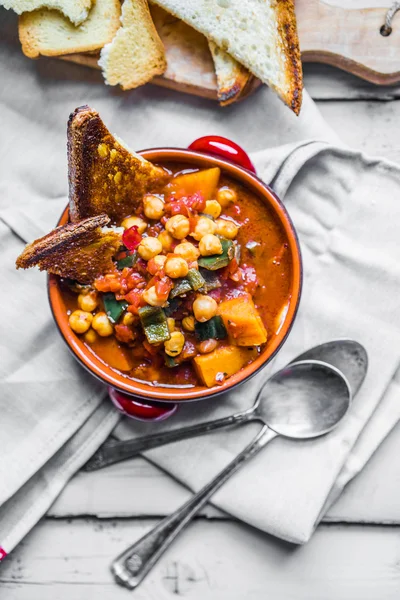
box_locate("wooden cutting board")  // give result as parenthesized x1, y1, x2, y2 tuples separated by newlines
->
(61, 0, 400, 101)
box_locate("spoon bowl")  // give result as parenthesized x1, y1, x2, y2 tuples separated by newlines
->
(257, 360, 351, 438)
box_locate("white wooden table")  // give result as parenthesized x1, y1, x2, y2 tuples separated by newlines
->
(2, 56, 400, 598)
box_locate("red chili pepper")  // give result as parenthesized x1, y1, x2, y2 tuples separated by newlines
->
(188, 136, 256, 173)
(122, 226, 142, 251)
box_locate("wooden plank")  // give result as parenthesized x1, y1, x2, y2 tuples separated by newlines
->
(303, 64, 400, 100)
(1, 518, 400, 599)
(48, 422, 400, 523)
(297, 0, 400, 84)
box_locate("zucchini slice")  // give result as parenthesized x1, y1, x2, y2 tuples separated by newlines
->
(138, 306, 170, 344)
(195, 316, 227, 341)
(103, 293, 128, 323)
(198, 239, 234, 270)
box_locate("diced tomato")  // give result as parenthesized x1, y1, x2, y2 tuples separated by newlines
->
(165, 192, 206, 217)
(155, 275, 173, 301)
(147, 258, 161, 275)
(165, 199, 190, 217)
(122, 226, 142, 251)
(114, 324, 135, 344)
(94, 274, 121, 293)
(125, 290, 142, 314)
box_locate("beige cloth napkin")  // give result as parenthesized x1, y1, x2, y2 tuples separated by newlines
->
(1, 5, 400, 554)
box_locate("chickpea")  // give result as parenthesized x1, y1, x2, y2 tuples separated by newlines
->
(137, 236, 163, 260)
(182, 315, 195, 332)
(217, 187, 237, 208)
(69, 310, 93, 334)
(122, 312, 136, 326)
(204, 200, 221, 219)
(191, 216, 217, 241)
(143, 194, 165, 220)
(193, 295, 218, 322)
(167, 318, 175, 332)
(142, 286, 165, 307)
(165, 215, 190, 240)
(215, 218, 240, 240)
(164, 331, 185, 357)
(198, 339, 218, 354)
(92, 312, 113, 337)
(158, 230, 174, 251)
(77, 291, 98, 312)
(174, 241, 200, 262)
(84, 328, 97, 344)
(121, 216, 147, 234)
(199, 234, 223, 256)
(152, 254, 167, 270)
(164, 256, 189, 279)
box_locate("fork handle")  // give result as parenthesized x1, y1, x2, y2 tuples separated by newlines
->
(111, 425, 277, 590)
(84, 411, 251, 471)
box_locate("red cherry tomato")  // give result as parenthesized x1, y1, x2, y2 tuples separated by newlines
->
(122, 226, 142, 251)
(108, 388, 177, 421)
(188, 136, 256, 174)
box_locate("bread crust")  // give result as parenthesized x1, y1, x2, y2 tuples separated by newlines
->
(274, 0, 303, 115)
(16, 214, 121, 283)
(18, 0, 121, 59)
(67, 105, 170, 223)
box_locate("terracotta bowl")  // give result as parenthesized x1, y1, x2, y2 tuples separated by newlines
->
(48, 140, 302, 420)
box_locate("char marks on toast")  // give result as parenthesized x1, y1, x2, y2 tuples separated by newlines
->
(67, 105, 170, 223)
(16, 214, 121, 284)
(208, 41, 253, 107)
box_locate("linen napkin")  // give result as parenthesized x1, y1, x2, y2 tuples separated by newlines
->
(2, 4, 400, 555)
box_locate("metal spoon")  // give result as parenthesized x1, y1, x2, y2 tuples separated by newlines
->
(111, 359, 352, 590)
(84, 339, 367, 471)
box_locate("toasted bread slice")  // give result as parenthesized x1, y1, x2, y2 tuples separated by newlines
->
(1, 0, 93, 26)
(98, 0, 167, 90)
(18, 0, 121, 59)
(67, 105, 170, 223)
(150, 0, 302, 114)
(16, 214, 121, 284)
(208, 41, 252, 107)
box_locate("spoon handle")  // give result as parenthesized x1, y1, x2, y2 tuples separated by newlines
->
(84, 411, 251, 471)
(111, 425, 277, 590)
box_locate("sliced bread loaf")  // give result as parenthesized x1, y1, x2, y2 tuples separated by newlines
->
(150, 0, 302, 113)
(19, 0, 121, 58)
(98, 0, 167, 90)
(208, 41, 252, 107)
(1, 0, 93, 26)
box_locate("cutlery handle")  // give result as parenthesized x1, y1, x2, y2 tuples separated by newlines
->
(111, 425, 277, 590)
(84, 411, 251, 471)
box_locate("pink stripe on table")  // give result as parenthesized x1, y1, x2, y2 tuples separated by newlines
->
(0, 547, 7, 561)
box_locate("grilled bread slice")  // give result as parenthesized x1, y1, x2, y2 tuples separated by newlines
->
(16, 214, 121, 284)
(208, 41, 252, 107)
(18, 0, 121, 59)
(150, 0, 302, 114)
(98, 0, 167, 90)
(67, 105, 170, 223)
(1, 0, 93, 26)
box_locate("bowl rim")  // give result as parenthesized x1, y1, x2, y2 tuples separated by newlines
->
(48, 147, 302, 402)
